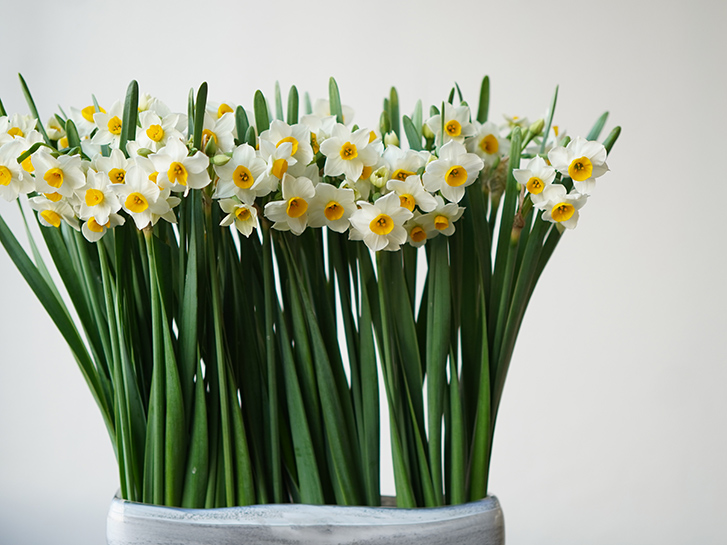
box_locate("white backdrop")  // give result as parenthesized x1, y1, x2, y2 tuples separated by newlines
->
(1, 0, 725, 543)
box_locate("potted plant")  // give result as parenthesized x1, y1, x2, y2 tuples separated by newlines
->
(0, 75, 619, 544)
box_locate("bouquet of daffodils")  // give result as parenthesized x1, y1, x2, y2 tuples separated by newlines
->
(0, 76, 619, 509)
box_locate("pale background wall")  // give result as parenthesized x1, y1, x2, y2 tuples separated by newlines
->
(1, 0, 725, 543)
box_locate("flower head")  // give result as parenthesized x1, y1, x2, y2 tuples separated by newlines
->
(548, 136, 608, 195)
(422, 141, 484, 203)
(264, 174, 316, 235)
(349, 192, 413, 252)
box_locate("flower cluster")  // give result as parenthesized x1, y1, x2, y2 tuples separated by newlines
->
(0, 90, 609, 250)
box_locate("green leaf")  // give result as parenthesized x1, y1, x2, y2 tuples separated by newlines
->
(118, 80, 139, 157)
(587, 111, 609, 141)
(181, 361, 209, 508)
(603, 126, 621, 154)
(187, 88, 195, 139)
(412, 100, 423, 133)
(0, 97, 6, 116)
(328, 77, 343, 124)
(540, 85, 559, 154)
(65, 119, 81, 149)
(254, 90, 270, 134)
(287, 85, 299, 125)
(274, 81, 284, 121)
(192, 82, 208, 151)
(235, 106, 249, 146)
(389, 87, 400, 138)
(402, 115, 422, 151)
(454, 82, 464, 103)
(18, 73, 50, 144)
(244, 125, 257, 148)
(477, 76, 490, 123)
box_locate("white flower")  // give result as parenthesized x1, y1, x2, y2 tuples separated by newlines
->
(548, 136, 608, 195)
(32, 149, 86, 198)
(467, 121, 510, 165)
(82, 213, 125, 242)
(219, 197, 258, 237)
(202, 111, 236, 153)
(213, 143, 268, 201)
(425, 103, 475, 146)
(422, 141, 484, 203)
(349, 192, 413, 252)
(513, 156, 556, 207)
(307, 182, 356, 233)
(75, 169, 121, 225)
(207, 101, 237, 120)
(312, 98, 355, 125)
(70, 104, 106, 138)
(300, 113, 337, 154)
(381, 145, 430, 183)
(0, 114, 38, 140)
(28, 195, 79, 230)
(136, 110, 186, 152)
(536, 184, 588, 230)
(319, 124, 379, 181)
(418, 195, 465, 237)
(93, 148, 134, 186)
(116, 166, 175, 229)
(386, 174, 438, 213)
(404, 212, 431, 248)
(150, 138, 211, 195)
(0, 140, 33, 201)
(92, 101, 125, 148)
(263, 174, 316, 235)
(259, 120, 314, 177)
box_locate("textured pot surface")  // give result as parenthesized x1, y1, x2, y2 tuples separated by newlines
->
(107, 495, 505, 545)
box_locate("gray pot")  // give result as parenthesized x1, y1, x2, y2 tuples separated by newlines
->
(107, 495, 505, 544)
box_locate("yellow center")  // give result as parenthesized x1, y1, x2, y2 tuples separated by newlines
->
(107, 116, 122, 135)
(21, 155, 34, 173)
(286, 197, 308, 218)
(276, 136, 299, 157)
(233, 165, 255, 189)
(125, 192, 149, 213)
(340, 142, 358, 161)
(445, 120, 461, 137)
(445, 165, 468, 187)
(87, 218, 106, 233)
(551, 202, 575, 223)
(392, 169, 415, 182)
(168, 162, 188, 186)
(218, 104, 234, 118)
(40, 210, 62, 228)
(410, 226, 427, 243)
(568, 156, 593, 182)
(149, 172, 159, 184)
(8, 127, 24, 138)
(146, 124, 164, 142)
(479, 134, 499, 155)
(44, 192, 63, 202)
(202, 129, 218, 144)
(0, 166, 11, 186)
(235, 207, 252, 221)
(360, 165, 373, 180)
(311, 133, 320, 154)
(399, 194, 415, 211)
(85, 188, 105, 206)
(434, 215, 449, 230)
(82, 105, 105, 123)
(324, 201, 344, 221)
(370, 213, 394, 236)
(526, 177, 544, 195)
(59, 136, 69, 148)
(109, 168, 126, 184)
(272, 158, 288, 179)
(553, 125, 559, 137)
(368, 131, 377, 143)
(44, 167, 64, 188)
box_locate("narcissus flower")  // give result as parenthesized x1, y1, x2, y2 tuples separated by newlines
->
(548, 136, 608, 195)
(214, 143, 268, 201)
(82, 213, 125, 242)
(422, 141, 484, 203)
(425, 103, 475, 146)
(219, 197, 258, 237)
(535, 184, 588, 230)
(264, 174, 316, 235)
(307, 182, 356, 233)
(32, 150, 86, 198)
(386, 174, 438, 213)
(0, 140, 33, 201)
(259, 120, 314, 177)
(116, 166, 177, 229)
(28, 195, 79, 230)
(150, 138, 211, 195)
(319, 124, 379, 181)
(137, 110, 185, 152)
(349, 192, 413, 252)
(92, 101, 125, 148)
(93, 149, 134, 186)
(467, 121, 510, 165)
(418, 195, 465, 237)
(513, 156, 556, 207)
(75, 169, 121, 225)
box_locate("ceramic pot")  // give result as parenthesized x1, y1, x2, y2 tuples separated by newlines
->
(107, 494, 505, 544)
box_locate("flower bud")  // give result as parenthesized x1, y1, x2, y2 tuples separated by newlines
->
(529, 119, 545, 136)
(370, 166, 389, 189)
(210, 154, 232, 166)
(422, 123, 435, 140)
(384, 132, 399, 147)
